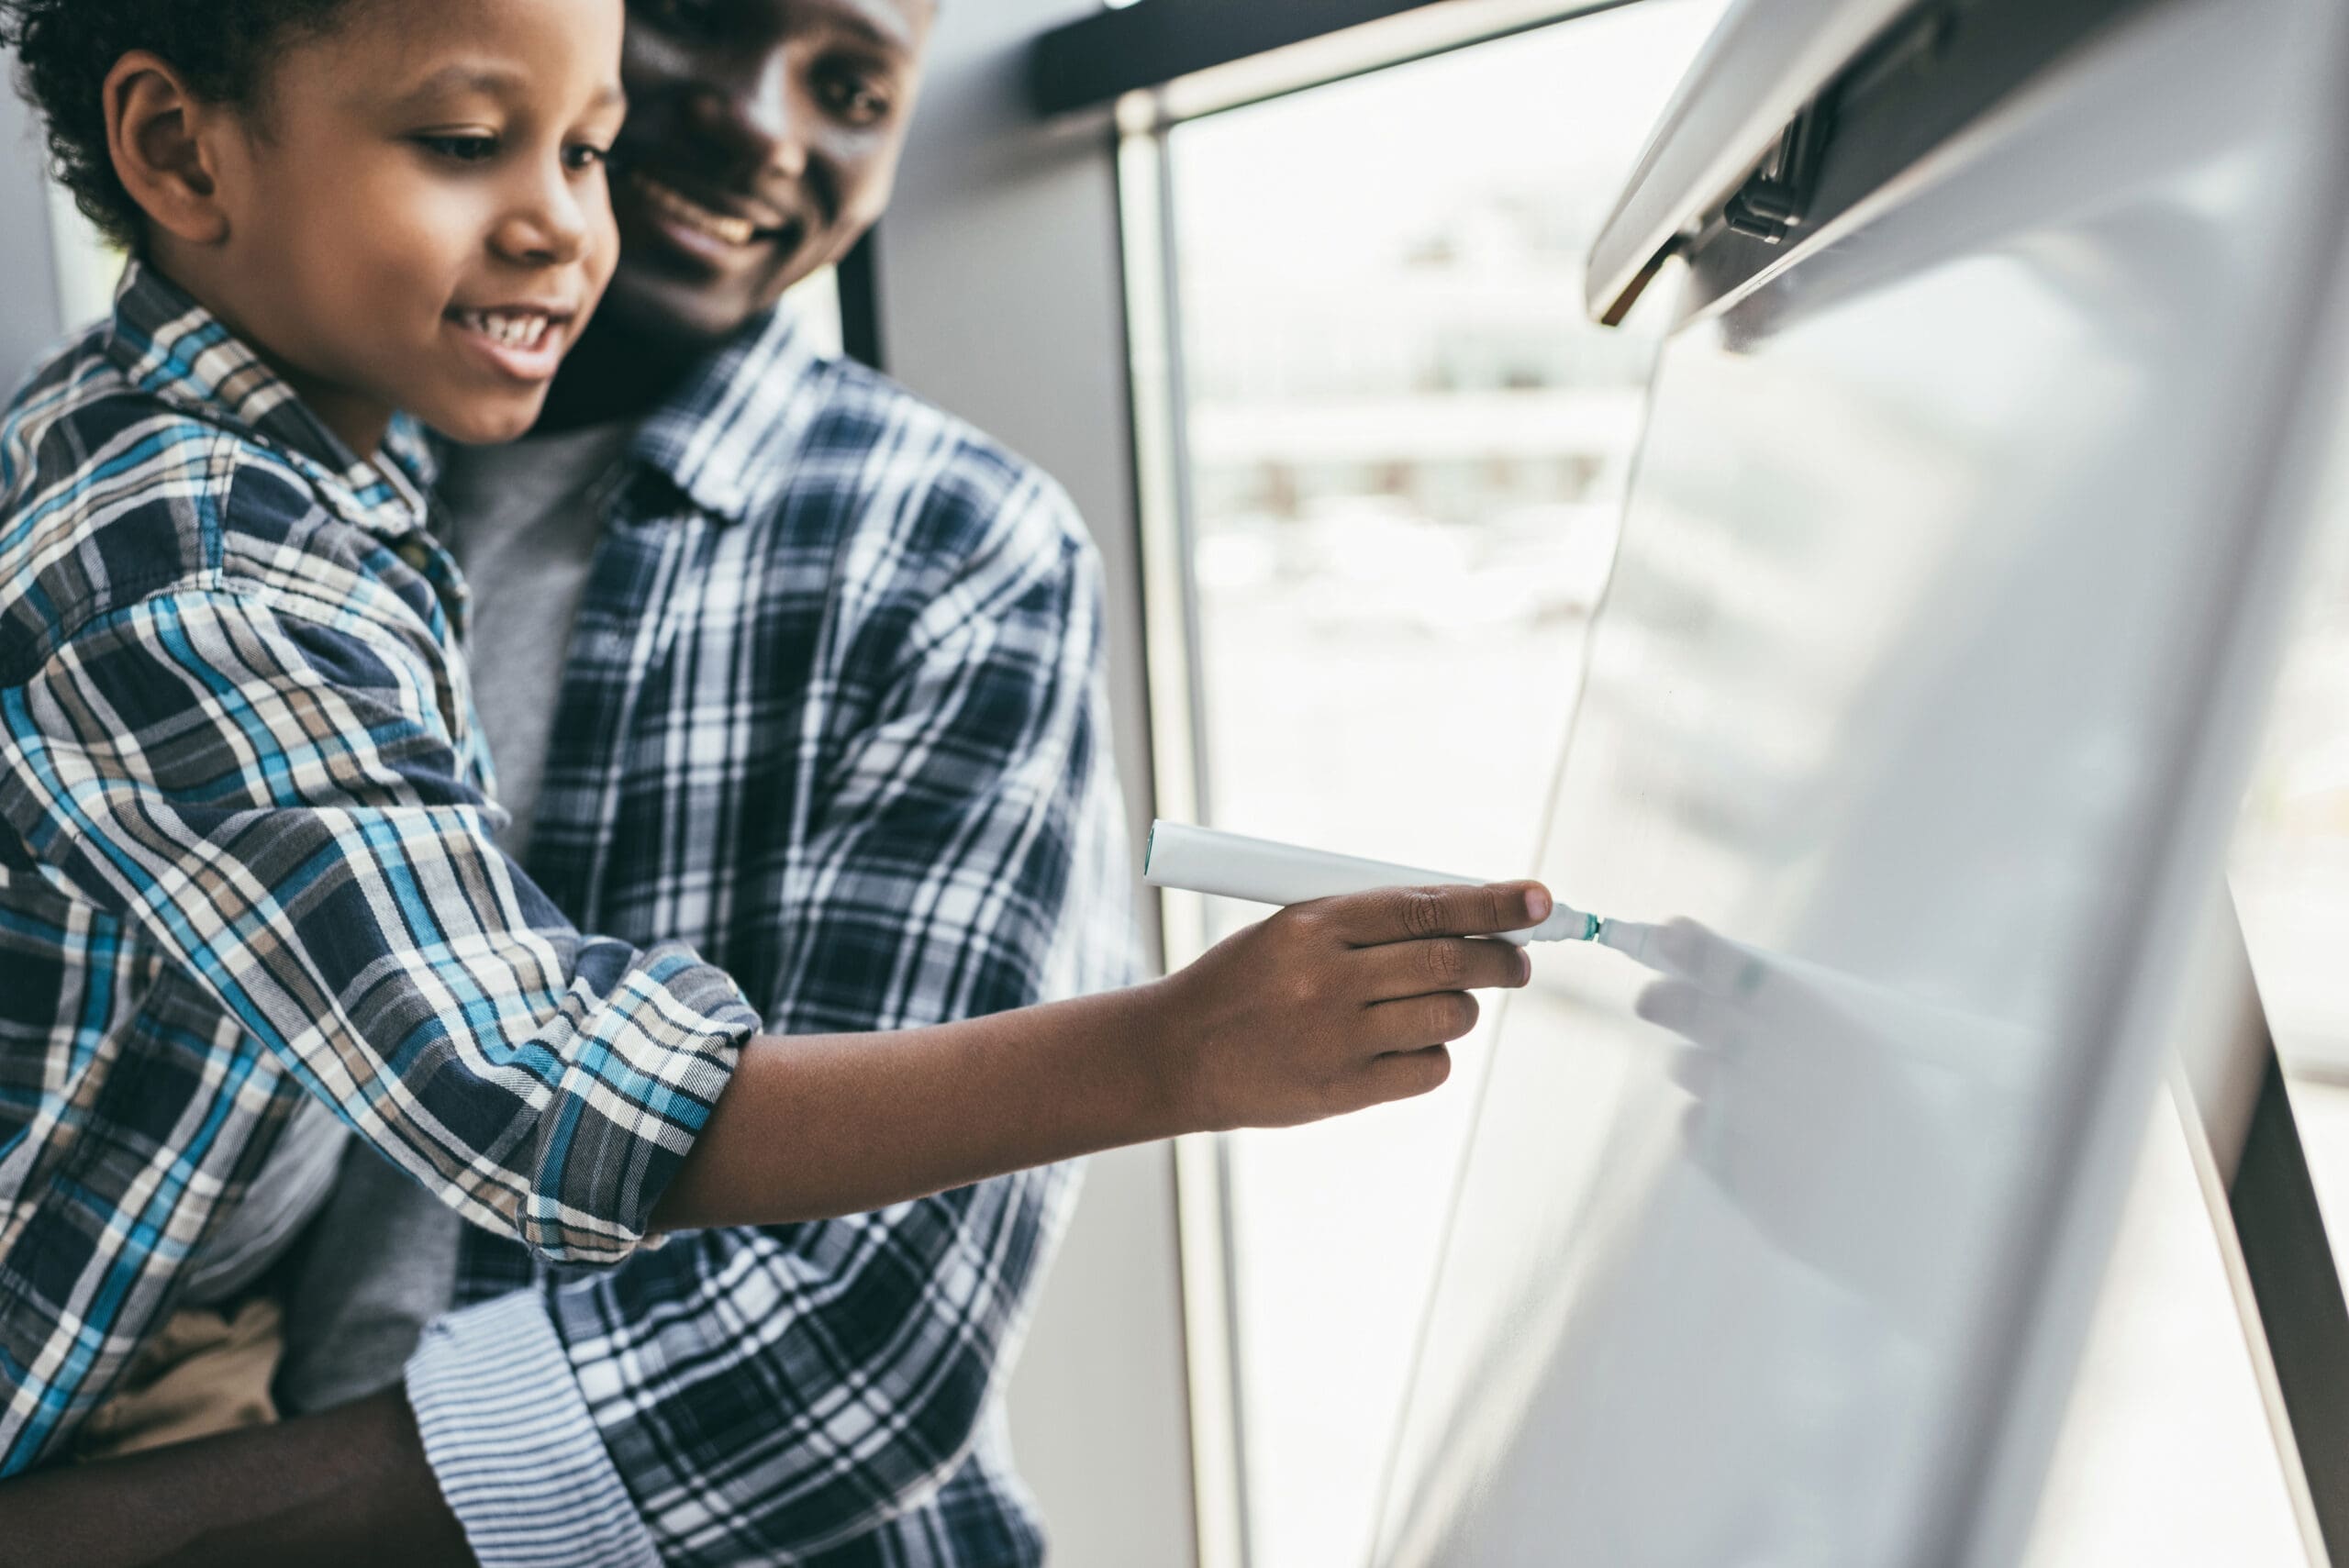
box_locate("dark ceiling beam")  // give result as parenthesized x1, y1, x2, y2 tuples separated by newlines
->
(1029, 0, 1455, 116)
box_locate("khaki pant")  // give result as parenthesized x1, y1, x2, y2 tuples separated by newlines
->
(72, 1297, 284, 1463)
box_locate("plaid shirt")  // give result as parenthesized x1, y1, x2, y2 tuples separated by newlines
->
(0, 263, 763, 1474)
(397, 295, 1135, 1565)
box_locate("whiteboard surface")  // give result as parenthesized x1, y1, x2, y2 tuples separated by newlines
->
(1375, 0, 2349, 1562)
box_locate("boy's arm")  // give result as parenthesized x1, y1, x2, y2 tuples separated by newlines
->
(408, 496, 1531, 1564)
(0, 582, 759, 1264)
(0, 497, 1538, 1566)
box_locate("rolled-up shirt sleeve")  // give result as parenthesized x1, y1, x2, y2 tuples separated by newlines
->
(0, 582, 759, 1264)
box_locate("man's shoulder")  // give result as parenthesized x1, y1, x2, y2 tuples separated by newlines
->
(0, 335, 320, 679)
(805, 357, 1050, 494)
(749, 353, 1092, 570)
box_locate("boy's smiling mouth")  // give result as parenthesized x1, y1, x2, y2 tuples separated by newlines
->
(446, 303, 580, 382)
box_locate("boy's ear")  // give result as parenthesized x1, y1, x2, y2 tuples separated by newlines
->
(103, 51, 232, 246)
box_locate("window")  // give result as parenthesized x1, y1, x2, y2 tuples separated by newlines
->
(1129, 6, 1730, 1562)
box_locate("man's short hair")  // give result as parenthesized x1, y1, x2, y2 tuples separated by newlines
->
(3, 0, 372, 250)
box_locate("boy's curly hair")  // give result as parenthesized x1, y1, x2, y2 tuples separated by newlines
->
(1, 0, 368, 249)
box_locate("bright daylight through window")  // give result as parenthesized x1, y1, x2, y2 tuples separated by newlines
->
(1155, 6, 1724, 1562)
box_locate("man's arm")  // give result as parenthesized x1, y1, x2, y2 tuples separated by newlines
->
(0, 1390, 470, 1568)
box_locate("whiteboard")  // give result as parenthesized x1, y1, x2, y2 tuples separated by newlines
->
(1373, 0, 2349, 1562)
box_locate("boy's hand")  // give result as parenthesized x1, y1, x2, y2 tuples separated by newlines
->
(1153, 882, 1550, 1131)
(654, 880, 1551, 1230)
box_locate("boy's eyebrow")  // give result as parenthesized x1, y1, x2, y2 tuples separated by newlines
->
(392, 63, 626, 110)
(396, 63, 529, 104)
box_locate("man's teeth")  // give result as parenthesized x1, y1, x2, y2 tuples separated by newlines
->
(635, 173, 762, 247)
(459, 310, 553, 350)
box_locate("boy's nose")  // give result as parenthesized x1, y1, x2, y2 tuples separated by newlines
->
(497, 189, 594, 268)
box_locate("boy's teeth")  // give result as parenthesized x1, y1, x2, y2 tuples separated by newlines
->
(462, 310, 552, 350)
(635, 173, 761, 247)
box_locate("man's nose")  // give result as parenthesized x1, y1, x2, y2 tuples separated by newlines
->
(685, 55, 811, 183)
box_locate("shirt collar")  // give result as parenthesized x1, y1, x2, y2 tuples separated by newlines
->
(629, 305, 834, 525)
(104, 258, 437, 539)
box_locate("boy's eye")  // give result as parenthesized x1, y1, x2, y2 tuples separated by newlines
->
(565, 143, 611, 173)
(417, 134, 500, 165)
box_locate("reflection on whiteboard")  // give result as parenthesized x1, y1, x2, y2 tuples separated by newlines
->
(1372, 0, 2349, 1562)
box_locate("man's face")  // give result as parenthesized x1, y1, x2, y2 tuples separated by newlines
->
(605, 0, 934, 347)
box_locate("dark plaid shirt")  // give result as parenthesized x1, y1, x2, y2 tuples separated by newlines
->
(398, 296, 1134, 1567)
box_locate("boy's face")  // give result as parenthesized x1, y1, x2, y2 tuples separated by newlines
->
(207, 0, 628, 448)
(599, 0, 935, 348)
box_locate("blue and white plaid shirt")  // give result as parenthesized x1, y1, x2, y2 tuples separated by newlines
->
(395, 295, 1136, 1563)
(4, 260, 1135, 1562)
(0, 262, 764, 1474)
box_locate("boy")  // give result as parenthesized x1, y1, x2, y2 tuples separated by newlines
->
(0, 0, 1547, 1473)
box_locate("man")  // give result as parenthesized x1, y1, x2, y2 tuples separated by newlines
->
(2, 0, 1137, 1561)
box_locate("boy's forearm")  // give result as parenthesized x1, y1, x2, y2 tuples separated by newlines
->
(653, 983, 1186, 1231)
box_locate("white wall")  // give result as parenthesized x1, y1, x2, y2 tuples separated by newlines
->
(2, 72, 65, 393)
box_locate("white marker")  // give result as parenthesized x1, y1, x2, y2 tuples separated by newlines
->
(1143, 820, 1603, 948)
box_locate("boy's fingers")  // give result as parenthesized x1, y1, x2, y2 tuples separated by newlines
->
(1361, 937, 1530, 1001)
(1321, 882, 1553, 946)
(1365, 990, 1482, 1052)
(1366, 1045, 1454, 1105)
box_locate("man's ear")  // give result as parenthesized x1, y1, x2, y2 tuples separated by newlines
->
(103, 51, 232, 246)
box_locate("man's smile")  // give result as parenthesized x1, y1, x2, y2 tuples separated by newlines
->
(620, 167, 806, 265)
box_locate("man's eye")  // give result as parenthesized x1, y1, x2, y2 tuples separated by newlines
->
(816, 70, 890, 127)
(418, 135, 500, 164)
